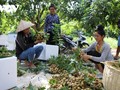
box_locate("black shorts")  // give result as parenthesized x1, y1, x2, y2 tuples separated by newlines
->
(87, 51, 104, 68)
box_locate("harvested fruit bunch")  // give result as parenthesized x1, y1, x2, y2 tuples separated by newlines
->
(0, 46, 13, 58)
(48, 64, 63, 74)
(92, 79, 103, 89)
(36, 32, 45, 41)
(49, 71, 103, 90)
(84, 73, 103, 90)
(66, 74, 86, 90)
(50, 72, 86, 90)
(48, 55, 74, 73)
(0, 52, 12, 58)
(48, 54, 103, 89)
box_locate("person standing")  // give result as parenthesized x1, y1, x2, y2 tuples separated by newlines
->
(114, 19, 120, 60)
(16, 20, 43, 68)
(44, 4, 60, 45)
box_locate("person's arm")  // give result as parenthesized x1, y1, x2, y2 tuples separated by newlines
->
(82, 42, 96, 53)
(91, 44, 111, 62)
(17, 33, 35, 50)
(25, 34, 36, 48)
(16, 33, 27, 50)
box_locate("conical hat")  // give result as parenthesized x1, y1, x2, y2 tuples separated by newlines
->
(16, 20, 35, 33)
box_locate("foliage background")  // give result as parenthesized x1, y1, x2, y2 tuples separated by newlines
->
(0, 0, 120, 38)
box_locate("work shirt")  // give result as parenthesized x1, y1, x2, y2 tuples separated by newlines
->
(83, 42, 114, 62)
(44, 14, 60, 33)
(16, 32, 35, 58)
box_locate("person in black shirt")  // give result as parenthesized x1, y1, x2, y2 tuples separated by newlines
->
(16, 20, 43, 67)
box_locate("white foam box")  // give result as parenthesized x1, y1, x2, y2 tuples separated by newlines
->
(44, 45, 59, 60)
(0, 35, 8, 46)
(0, 34, 17, 50)
(7, 33, 17, 50)
(0, 56, 17, 90)
(34, 43, 59, 60)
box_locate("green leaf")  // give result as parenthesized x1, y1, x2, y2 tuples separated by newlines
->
(27, 83, 36, 90)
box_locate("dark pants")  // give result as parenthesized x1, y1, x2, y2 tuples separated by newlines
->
(19, 45, 43, 62)
(87, 51, 104, 68)
(46, 32, 59, 45)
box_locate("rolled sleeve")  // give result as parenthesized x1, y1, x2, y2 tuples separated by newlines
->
(82, 43, 96, 53)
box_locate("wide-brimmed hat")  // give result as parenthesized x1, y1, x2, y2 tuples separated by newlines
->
(16, 20, 35, 33)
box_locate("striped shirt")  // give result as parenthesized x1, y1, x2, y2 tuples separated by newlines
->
(44, 14, 60, 33)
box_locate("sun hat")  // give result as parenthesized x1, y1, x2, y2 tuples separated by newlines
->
(16, 20, 35, 33)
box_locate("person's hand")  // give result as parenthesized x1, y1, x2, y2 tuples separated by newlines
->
(72, 47, 77, 51)
(34, 40, 43, 44)
(81, 53, 91, 62)
(80, 50, 85, 57)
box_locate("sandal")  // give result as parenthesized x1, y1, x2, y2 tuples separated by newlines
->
(114, 56, 119, 60)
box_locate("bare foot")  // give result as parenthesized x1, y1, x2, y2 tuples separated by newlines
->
(25, 60, 29, 66)
(28, 62, 36, 68)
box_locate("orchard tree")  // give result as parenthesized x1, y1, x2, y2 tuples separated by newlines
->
(7, 0, 80, 31)
(0, 0, 81, 33)
(66, 0, 120, 36)
(0, 7, 17, 34)
(1, 0, 120, 37)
